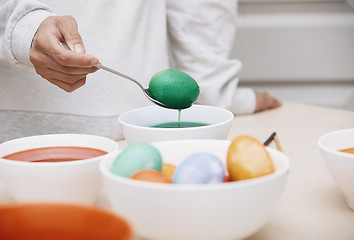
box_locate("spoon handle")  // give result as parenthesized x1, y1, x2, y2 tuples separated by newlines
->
(95, 64, 144, 90)
(58, 42, 145, 90)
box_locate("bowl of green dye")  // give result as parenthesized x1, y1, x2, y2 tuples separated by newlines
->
(118, 105, 234, 144)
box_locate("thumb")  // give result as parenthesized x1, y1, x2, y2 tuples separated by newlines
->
(58, 16, 85, 54)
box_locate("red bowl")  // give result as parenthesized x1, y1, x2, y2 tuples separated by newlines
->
(0, 203, 133, 240)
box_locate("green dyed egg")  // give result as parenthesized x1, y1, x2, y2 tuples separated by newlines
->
(148, 69, 199, 109)
(111, 142, 162, 178)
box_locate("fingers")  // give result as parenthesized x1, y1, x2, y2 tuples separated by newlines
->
(34, 65, 89, 92)
(31, 24, 98, 67)
(30, 16, 99, 92)
(31, 50, 98, 75)
(57, 15, 86, 54)
(254, 91, 282, 113)
(45, 35, 98, 67)
(47, 77, 87, 92)
(35, 67, 86, 84)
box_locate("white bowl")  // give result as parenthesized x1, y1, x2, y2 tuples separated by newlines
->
(318, 128, 354, 210)
(118, 105, 234, 144)
(100, 139, 290, 240)
(0, 134, 119, 205)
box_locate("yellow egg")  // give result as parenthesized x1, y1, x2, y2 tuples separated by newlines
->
(227, 135, 274, 181)
(161, 163, 176, 183)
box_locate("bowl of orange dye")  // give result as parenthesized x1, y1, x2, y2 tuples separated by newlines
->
(0, 203, 133, 240)
(0, 134, 119, 204)
(318, 128, 354, 210)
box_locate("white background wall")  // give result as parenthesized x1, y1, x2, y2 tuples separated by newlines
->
(232, 0, 354, 110)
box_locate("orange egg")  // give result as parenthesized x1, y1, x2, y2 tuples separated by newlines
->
(130, 169, 170, 183)
(161, 163, 176, 183)
(227, 135, 274, 181)
(224, 175, 231, 182)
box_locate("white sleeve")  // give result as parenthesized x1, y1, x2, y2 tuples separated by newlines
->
(166, 0, 256, 114)
(0, 0, 53, 67)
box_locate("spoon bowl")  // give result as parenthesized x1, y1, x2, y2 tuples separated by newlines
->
(143, 88, 182, 109)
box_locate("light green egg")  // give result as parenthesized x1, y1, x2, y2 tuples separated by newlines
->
(148, 69, 200, 109)
(111, 142, 162, 178)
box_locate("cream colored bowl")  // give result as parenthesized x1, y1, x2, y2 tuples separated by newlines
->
(118, 105, 234, 144)
(0, 134, 119, 205)
(318, 128, 354, 210)
(100, 139, 290, 240)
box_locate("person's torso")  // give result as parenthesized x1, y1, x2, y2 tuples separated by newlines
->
(0, 0, 169, 117)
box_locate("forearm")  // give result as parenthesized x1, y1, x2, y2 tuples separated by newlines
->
(0, 0, 53, 67)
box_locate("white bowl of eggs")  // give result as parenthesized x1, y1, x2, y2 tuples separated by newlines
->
(118, 104, 234, 144)
(100, 136, 290, 240)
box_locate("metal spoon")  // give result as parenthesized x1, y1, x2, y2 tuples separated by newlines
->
(95, 64, 180, 109)
(58, 42, 179, 109)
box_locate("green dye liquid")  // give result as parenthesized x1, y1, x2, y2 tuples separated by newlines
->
(178, 109, 181, 128)
(152, 122, 209, 128)
(152, 109, 208, 128)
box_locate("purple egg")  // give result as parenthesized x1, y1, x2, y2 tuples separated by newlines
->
(173, 152, 225, 184)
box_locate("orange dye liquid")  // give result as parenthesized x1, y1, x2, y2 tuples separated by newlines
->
(339, 148, 354, 154)
(3, 146, 107, 162)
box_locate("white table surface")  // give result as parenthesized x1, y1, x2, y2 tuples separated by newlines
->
(1, 102, 354, 240)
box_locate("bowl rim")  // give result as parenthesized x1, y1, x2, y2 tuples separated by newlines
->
(318, 128, 354, 159)
(100, 139, 290, 191)
(0, 134, 119, 167)
(0, 202, 133, 239)
(118, 105, 234, 131)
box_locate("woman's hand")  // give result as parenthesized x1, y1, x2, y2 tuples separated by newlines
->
(254, 90, 282, 112)
(30, 16, 99, 92)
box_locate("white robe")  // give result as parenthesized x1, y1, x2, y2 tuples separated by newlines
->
(0, 0, 255, 142)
